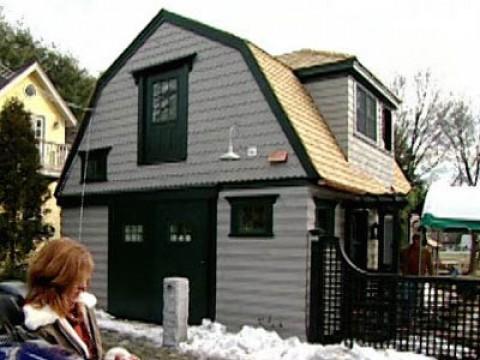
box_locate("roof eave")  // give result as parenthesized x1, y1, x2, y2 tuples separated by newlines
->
(0, 62, 78, 128)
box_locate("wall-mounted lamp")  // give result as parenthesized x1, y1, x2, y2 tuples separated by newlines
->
(220, 125, 241, 161)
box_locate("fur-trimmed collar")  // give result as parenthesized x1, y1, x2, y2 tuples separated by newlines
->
(23, 291, 97, 331)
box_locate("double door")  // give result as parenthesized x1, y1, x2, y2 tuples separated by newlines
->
(108, 200, 210, 324)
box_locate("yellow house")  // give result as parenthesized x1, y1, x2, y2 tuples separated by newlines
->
(0, 61, 77, 238)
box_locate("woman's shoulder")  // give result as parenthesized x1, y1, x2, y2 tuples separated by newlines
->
(23, 303, 60, 331)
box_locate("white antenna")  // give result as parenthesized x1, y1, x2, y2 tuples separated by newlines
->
(220, 125, 240, 160)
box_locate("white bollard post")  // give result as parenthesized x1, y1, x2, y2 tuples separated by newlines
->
(162, 277, 189, 347)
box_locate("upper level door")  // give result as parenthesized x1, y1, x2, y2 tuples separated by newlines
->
(31, 115, 45, 160)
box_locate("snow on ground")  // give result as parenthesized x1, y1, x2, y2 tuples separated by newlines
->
(96, 311, 433, 360)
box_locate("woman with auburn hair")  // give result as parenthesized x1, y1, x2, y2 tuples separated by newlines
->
(23, 238, 139, 360)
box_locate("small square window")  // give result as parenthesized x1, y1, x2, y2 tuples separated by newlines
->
(124, 224, 144, 243)
(79, 147, 111, 183)
(169, 223, 192, 243)
(227, 195, 278, 237)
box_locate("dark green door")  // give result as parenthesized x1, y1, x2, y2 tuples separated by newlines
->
(109, 200, 210, 324)
(109, 204, 154, 321)
(144, 67, 187, 163)
(152, 201, 209, 324)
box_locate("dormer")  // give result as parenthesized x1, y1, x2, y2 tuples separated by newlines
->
(277, 50, 401, 186)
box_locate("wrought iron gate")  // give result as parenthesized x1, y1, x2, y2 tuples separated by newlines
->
(310, 236, 480, 359)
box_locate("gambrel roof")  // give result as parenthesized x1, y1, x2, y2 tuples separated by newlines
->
(56, 9, 410, 198)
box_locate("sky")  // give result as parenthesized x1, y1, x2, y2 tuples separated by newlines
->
(0, 0, 479, 106)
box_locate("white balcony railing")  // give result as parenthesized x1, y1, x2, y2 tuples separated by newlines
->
(37, 141, 70, 176)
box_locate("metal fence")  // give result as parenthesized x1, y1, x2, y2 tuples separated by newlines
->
(310, 236, 480, 359)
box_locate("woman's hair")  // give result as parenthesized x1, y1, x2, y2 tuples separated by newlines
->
(26, 238, 94, 317)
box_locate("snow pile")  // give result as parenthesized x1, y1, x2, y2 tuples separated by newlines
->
(96, 312, 433, 360)
(96, 310, 163, 346)
(180, 320, 432, 360)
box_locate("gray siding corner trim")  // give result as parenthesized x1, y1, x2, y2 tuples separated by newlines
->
(216, 186, 311, 339)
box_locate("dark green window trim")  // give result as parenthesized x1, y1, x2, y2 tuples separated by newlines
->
(79, 147, 111, 183)
(226, 195, 278, 238)
(314, 199, 337, 236)
(137, 56, 194, 165)
(356, 84, 377, 142)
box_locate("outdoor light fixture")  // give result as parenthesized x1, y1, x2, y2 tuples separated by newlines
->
(220, 125, 241, 161)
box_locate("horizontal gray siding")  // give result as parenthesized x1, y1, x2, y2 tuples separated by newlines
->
(216, 186, 310, 339)
(62, 207, 109, 308)
(304, 77, 349, 156)
(347, 77, 394, 186)
(61, 23, 305, 196)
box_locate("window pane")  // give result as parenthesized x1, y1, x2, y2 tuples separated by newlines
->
(152, 78, 178, 123)
(366, 95, 377, 140)
(125, 225, 144, 243)
(169, 78, 177, 92)
(169, 222, 192, 243)
(168, 95, 177, 121)
(356, 88, 366, 134)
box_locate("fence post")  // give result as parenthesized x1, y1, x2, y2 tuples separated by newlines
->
(162, 277, 189, 347)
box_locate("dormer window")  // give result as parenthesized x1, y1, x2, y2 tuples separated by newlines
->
(356, 85, 377, 141)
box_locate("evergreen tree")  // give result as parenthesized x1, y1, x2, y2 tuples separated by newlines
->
(0, 98, 53, 275)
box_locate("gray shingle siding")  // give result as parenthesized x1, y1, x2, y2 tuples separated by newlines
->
(216, 186, 311, 339)
(62, 207, 109, 308)
(61, 22, 305, 196)
(304, 77, 349, 156)
(347, 77, 394, 186)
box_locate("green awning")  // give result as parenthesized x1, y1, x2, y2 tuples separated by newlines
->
(421, 213, 480, 231)
(421, 182, 480, 231)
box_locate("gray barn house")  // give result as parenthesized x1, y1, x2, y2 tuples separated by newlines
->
(56, 10, 411, 339)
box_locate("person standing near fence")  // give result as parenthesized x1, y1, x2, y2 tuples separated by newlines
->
(400, 233, 433, 276)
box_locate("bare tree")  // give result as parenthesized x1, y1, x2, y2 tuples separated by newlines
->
(438, 99, 480, 274)
(393, 71, 448, 183)
(438, 99, 480, 186)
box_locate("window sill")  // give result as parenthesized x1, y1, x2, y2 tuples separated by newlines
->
(228, 233, 274, 238)
(353, 131, 393, 157)
(80, 178, 107, 184)
(137, 156, 187, 166)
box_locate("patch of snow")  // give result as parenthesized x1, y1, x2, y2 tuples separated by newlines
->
(96, 312, 434, 360)
(96, 310, 163, 346)
(180, 319, 434, 360)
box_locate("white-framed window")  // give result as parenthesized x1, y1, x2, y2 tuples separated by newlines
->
(356, 85, 377, 141)
(30, 115, 45, 141)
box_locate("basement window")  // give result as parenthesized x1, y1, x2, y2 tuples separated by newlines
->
(227, 195, 278, 237)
